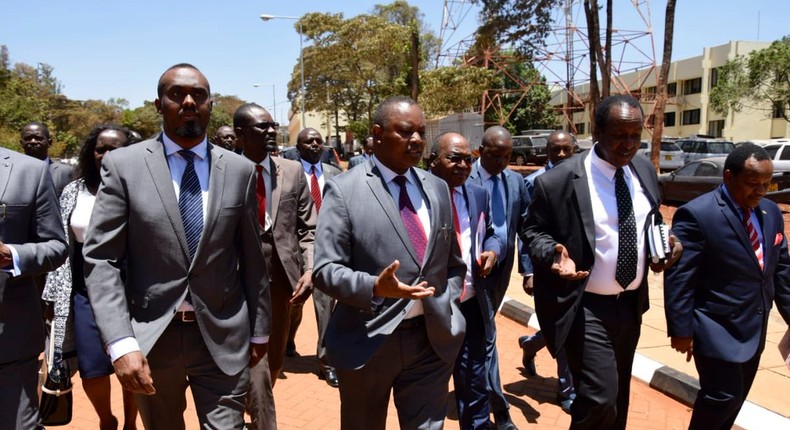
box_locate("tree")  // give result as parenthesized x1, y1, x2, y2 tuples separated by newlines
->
(649, 0, 677, 170)
(473, 0, 560, 57)
(710, 36, 790, 122)
(420, 66, 495, 117)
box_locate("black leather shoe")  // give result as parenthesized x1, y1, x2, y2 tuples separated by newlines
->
(493, 410, 518, 430)
(285, 341, 297, 357)
(518, 335, 537, 376)
(324, 368, 339, 388)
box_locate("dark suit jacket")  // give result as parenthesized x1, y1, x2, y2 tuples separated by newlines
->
(48, 159, 74, 198)
(665, 187, 790, 362)
(461, 181, 500, 338)
(525, 151, 661, 356)
(313, 159, 467, 370)
(468, 165, 530, 308)
(262, 157, 317, 288)
(281, 147, 341, 170)
(83, 136, 271, 376)
(0, 148, 67, 363)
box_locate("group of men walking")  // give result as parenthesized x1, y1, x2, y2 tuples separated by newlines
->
(1, 63, 789, 430)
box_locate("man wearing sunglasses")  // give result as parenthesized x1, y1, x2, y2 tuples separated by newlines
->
(429, 132, 500, 429)
(234, 103, 317, 430)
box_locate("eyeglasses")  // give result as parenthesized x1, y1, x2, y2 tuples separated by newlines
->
(250, 121, 279, 130)
(446, 154, 473, 165)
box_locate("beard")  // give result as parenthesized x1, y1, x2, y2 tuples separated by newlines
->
(176, 120, 203, 138)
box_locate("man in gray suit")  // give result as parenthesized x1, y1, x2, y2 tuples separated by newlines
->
(0, 147, 68, 429)
(347, 135, 373, 169)
(314, 96, 466, 429)
(83, 64, 271, 430)
(20, 122, 73, 197)
(287, 127, 342, 387)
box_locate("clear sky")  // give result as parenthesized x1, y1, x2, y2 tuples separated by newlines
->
(1, 1, 788, 125)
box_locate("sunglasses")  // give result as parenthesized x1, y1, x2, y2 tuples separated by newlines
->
(446, 154, 473, 165)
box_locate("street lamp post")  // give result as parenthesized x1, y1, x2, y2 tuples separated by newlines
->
(252, 83, 277, 123)
(260, 14, 305, 129)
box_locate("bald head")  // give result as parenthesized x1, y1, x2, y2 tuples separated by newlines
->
(479, 126, 513, 176)
(547, 130, 576, 165)
(430, 132, 473, 188)
(214, 126, 236, 151)
(482, 126, 512, 149)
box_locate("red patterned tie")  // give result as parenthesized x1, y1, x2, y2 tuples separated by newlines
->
(393, 175, 427, 264)
(743, 209, 764, 270)
(255, 165, 266, 227)
(310, 166, 322, 213)
(451, 190, 468, 300)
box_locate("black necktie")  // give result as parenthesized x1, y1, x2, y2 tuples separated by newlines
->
(615, 167, 637, 288)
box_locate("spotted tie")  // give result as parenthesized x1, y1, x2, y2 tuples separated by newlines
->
(615, 167, 637, 288)
(393, 175, 427, 264)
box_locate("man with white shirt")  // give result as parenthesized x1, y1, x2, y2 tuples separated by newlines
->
(348, 135, 374, 169)
(524, 94, 681, 430)
(288, 127, 342, 388)
(429, 132, 499, 430)
(234, 103, 317, 430)
(83, 63, 271, 429)
(313, 96, 466, 429)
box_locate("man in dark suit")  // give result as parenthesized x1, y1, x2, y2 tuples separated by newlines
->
(665, 143, 790, 430)
(214, 125, 237, 152)
(0, 148, 68, 429)
(20, 122, 73, 197)
(518, 130, 578, 413)
(83, 64, 271, 429)
(234, 103, 317, 430)
(286, 127, 342, 387)
(429, 131, 499, 429)
(468, 126, 529, 429)
(348, 135, 374, 169)
(281, 144, 341, 170)
(313, 96, 466, 429)
(525, 94, 681, 430)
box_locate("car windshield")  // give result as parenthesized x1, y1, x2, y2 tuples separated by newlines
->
(708, 142, 734, 154)
(531, 137, 548, 147)
(765, 145, 780, 159)
(639, 141, 649, 149)
(661, 142, 681, 151)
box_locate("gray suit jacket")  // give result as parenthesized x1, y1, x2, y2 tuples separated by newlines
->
(48, 160, 74, 198)
(313, 159, 467, 370)
(0, 148, 67, 363)
(83, 136, 271, 375)
(347, 155, 366, 169)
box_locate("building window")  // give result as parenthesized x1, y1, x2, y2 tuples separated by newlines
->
(574, 123, 585, 135)
(667, 82, 677, 97)
(682, 109, 701, 125)
(773, 101, 786, 119)
(644, 86, 656, 94)
(708, 120, 725, 137)
(664, 112, 676, 127)
(682, 78, 702, 95)
(710, 68, 719, 89)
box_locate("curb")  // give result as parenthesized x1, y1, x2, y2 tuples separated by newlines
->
(499, 296, 790, 430)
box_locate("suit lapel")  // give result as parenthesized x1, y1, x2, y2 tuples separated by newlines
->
(198, 145, 223, 261)
(365, 164, 421, 265)
(416, 168, 440, 266)
(0, 151, 12, 201)
(269, 157, 282, 223)
(572, 154, 596, 254)
(144, 138, 190, 261)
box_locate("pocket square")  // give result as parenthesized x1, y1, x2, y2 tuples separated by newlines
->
(775, 233, 784, 246)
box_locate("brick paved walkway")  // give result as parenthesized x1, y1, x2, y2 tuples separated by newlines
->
(67, 296, 692, 429)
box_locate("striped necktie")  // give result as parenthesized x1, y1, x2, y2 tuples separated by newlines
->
(743, 209, 764, 270)
(178, 150, 202, 260)
(310, 166, 322, 213)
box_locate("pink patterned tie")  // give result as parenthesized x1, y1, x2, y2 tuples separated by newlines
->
(393, 175, 427, 264)
(743, 209, 764, 270)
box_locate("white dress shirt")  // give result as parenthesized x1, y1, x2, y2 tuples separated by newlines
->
(372, 155, 430, 318)
(300, 158, 325, 193)
(453, 187, 475, 302)
(584, 146, 651, 295)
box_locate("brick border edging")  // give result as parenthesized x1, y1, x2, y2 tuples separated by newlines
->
(499, 296, 789, 430)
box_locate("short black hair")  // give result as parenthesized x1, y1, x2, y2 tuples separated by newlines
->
(724, 142, 771, 176)
(481, 126, 511, 149)
(78, 124, 132, 189)
(157, 63, 207, 98)
(22, 121, 51, 140)
(297, 128, 321, 144)
(232, 103, 265, 128)
(373, 96, 418, 130)
(594, 94, 644, 132)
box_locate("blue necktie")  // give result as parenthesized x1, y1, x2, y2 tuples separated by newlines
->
(490, 174, 507, 251)
(178, 150, 203, 261)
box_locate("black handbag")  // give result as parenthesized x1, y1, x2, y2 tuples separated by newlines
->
(39, 324, 73, 426)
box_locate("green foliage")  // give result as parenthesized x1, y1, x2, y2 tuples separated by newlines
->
(483, 56, 558, 132)
(710, 37, 790, 121)
(420, 66, 495, 117)
(472, 0, 561, 56)
(121, 101, 160, 139)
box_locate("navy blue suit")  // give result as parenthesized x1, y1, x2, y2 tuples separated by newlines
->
(451, 182, 500, 429)
(468, 163, 530, 416)
(665, 186, 790, 429)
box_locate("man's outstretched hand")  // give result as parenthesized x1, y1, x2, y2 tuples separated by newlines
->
(373, 260, 435, 299)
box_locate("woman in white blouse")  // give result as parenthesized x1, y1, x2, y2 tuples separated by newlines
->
(43, 124, 136, 430)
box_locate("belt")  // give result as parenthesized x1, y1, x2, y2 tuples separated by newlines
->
(174, 311, 196, 322)
(395, 315, 425, 331)
(583, 288, 639, 301)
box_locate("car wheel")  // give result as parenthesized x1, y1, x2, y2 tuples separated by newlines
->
(515, 155, 526, 166)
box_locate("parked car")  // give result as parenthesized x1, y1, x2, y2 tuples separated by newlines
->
(637, 140, 684, 171)
(658, 157, 790, 204)
(675, 135, 735, 163)
(761, 142, 790, 172)
(510, 133, 549, 166)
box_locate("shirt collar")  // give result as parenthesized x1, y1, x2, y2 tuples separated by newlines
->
(300, 158, 322, 175)
(162, 133, 208, 161)
(372, 155, 415, 186)
(590, 143, 624, 183)
(476, 161, 497, 182)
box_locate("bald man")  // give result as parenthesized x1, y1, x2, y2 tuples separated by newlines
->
(213, 126, 237, 152)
